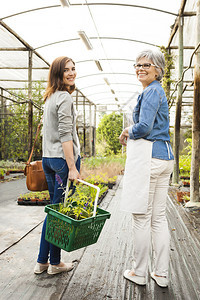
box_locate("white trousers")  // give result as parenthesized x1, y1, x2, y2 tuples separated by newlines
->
(132, 158, 174, 277)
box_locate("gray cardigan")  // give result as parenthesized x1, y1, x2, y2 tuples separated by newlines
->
(42, 91, 80, 162)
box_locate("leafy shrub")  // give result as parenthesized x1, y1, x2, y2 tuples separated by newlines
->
(0, 82, 44, 161)
(97, 112, 123, 155)
(179, 138, 200, 179)
(179, 155, 191, 175)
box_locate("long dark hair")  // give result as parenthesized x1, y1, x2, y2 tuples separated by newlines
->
(44, 56, 75, 101)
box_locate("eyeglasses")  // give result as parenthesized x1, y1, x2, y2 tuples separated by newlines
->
(133, 63, 157, 70)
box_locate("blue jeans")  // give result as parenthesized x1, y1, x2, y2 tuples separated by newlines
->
(37, 156, 80, 265)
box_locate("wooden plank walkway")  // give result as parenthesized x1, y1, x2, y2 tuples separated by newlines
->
(0, 177, 200, 300)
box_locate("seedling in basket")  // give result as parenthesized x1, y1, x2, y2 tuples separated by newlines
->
(55, 175, 99, 220)
(45, 178, 110, 252)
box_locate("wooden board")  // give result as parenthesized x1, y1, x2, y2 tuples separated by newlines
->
(0, 177, 200, 300)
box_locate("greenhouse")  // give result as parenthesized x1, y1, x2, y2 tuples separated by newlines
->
(0, 0, 200, 299)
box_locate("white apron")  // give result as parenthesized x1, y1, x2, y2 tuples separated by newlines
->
(120, 138, 153, 214)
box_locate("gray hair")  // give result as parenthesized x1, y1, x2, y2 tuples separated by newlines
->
(136, 50, 165, 81)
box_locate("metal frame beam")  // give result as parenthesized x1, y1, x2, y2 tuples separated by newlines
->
(77, 72, 136, 80)
(34, 36, 158, 50)
(79, 82, 141, 90)
(0, 20, 50, 67)
(1, 3, 179, 22)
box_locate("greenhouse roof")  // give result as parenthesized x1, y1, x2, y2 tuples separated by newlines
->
(0, 0, 184, 111)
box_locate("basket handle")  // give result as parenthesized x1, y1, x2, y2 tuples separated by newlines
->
(78, 179, 100, 217)
(64, 179, 100, 217)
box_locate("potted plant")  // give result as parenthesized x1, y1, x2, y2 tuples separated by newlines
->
(98, 184, 109, 204)
(40, 190, 50, 205)
(182, 179, 190, 187)
(29, 192, 38, 205)
(107, 176, 117, 189)
(183, 194, 190, 203)
(180, 174, 190, 180)
(17, 190, 50, 205)
(176, 191, 190, 203)
(23, 194, 32, 205)
(17, 194, 24, 205)
(0, 168, 5, 180)
(85, 174, 117, 189)
(5, 169, 10, 176)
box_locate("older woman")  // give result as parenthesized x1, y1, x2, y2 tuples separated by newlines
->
(119, 50, 174, 287)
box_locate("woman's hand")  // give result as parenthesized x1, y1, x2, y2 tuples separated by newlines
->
(119, 127, 130, 146)
(62, 140, 81, 182)
(68, 166, 81, 182)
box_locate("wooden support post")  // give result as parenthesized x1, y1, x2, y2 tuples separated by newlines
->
(167, 48, 172, 100)
(165, 47, 172, 101)
(76, 90, 78, 110)
(187, 0, 200, 206)
(83, 97, 86, 155)
(0, 88, 5, 160)
(76, 90, 79, 135)
(92, 105, 96, 156)
(89, 103, 92, 156)
(172, 16, 184, 184)
(28, 50, 33, 158)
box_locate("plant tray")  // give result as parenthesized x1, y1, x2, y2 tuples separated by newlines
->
(17, 198, 50, 205)
(45, 203, 111, 252)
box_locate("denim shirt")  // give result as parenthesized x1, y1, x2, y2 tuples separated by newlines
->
(128, 80, 174, 160)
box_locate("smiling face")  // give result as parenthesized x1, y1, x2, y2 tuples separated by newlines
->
(135, 57, 159, 89)
(63, 60, 77, 87)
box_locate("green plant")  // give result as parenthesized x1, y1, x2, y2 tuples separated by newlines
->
(179, 138, 192, 175)
(96, 112, 123, 155)
(0, 81, 45, 161)
(0, 160, 26, 170)
(55, 174, 108, 220)
(57, 183, 97, 220)
(183, 194, 190, 202)
(85, 173, 117, 185)
(179, 138, 200, 180)
(0, 168, 4, 176)
(81, 154, 125, 180)
(179, 155, 191, 175)
(82, 155, 124, 168)
(18, 190, 49, 200)
(98, 184, 108, 196)
(160, 46, 174, 101)
(108, 176, 117, 183)
(183, 179, 190, 183)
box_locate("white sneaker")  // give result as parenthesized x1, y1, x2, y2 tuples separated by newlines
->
(47, 263, 74, 275)
(151, 272, 168, 287)
(124, 270, 146, 285)
(34, 263, 49, 274)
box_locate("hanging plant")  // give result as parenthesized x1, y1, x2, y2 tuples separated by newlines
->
(160, 46, 175, 103)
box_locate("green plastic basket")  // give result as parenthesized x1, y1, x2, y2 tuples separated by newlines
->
(45, 179, 111, 252)
(45, 204, 110, 252)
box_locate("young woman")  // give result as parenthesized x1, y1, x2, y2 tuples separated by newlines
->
(119, 50, 174, 287)
(34, 56, 81, 275)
